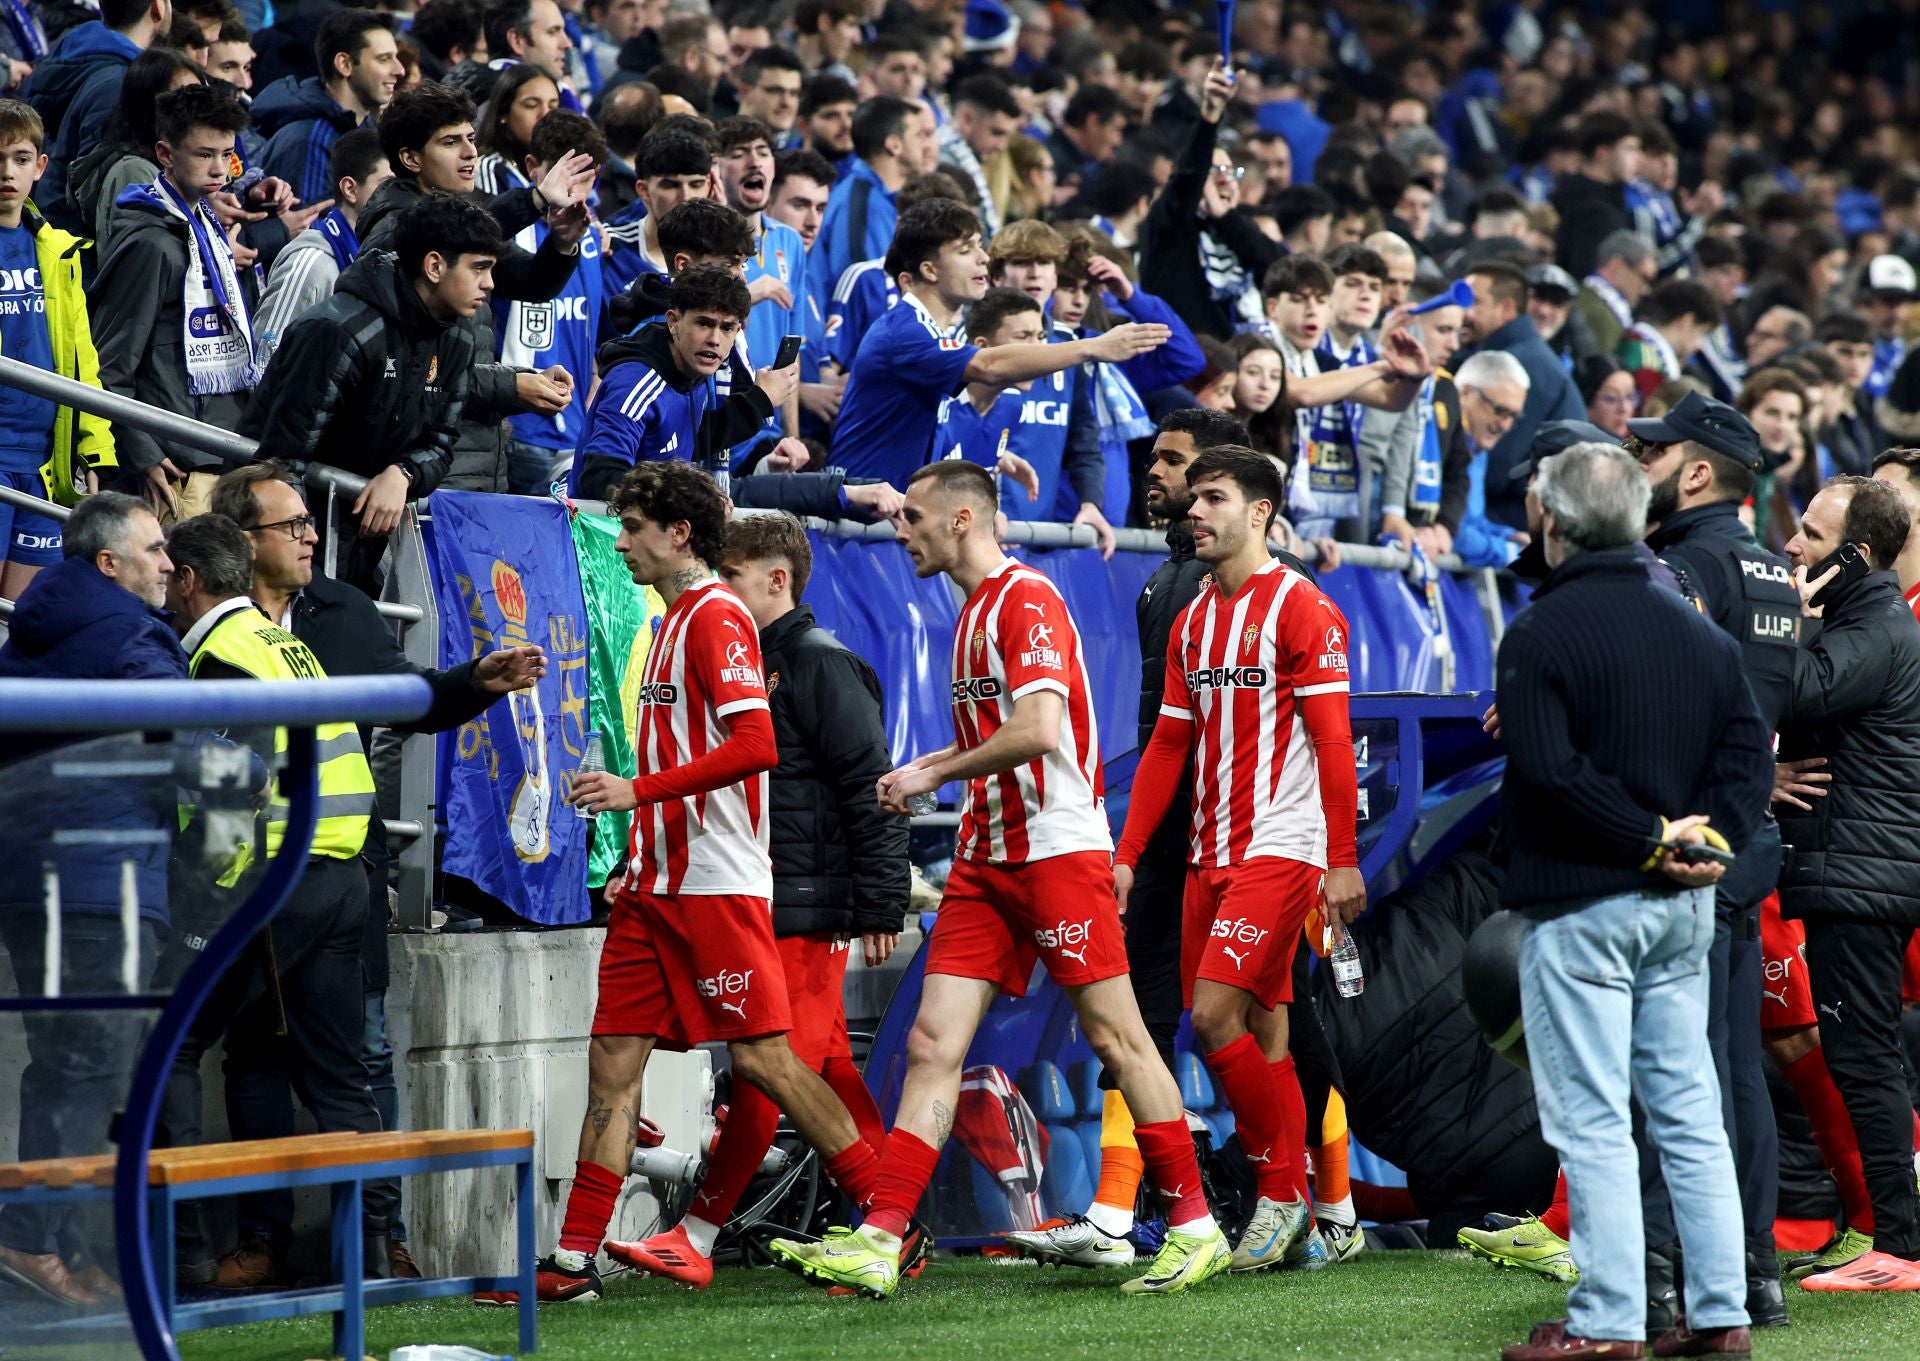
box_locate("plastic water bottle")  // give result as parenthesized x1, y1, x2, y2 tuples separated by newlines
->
(391, 1348, 510, 1361)
(906, 792, 938, 817)
(1328, 919, 1365, 998)
(574, 731, 605, 819)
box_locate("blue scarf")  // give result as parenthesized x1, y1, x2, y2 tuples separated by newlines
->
(119, 177, 260, 396)
(0, 0, 44, 62)
(317, 208, 360, 273)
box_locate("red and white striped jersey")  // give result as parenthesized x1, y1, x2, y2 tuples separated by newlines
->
(949, 559, 1109, 864)
(623, 578, 772, 897)
(1160, 559, 1352, 868)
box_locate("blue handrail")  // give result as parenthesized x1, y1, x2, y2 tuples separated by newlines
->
(0, 675, 433, 1361)
(0, 677, 434, 732)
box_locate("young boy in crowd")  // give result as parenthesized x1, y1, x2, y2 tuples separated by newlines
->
(0, 99, 114, 605)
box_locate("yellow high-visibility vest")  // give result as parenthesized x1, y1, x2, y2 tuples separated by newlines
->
(188, 605, 373, 860)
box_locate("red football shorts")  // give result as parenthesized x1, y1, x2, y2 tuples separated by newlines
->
(1759, 892, 1817, 1031)
(925, 850, 1129, 997)
(776, 931, 854, 1067)
(1182, 856, 1324, 1011)
(593, 889, 792, 1048)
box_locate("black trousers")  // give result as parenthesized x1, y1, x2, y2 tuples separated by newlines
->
(1102, 856, 1344, 1141)
(1803, 914, 1920, 1260)
(160, 855, 394, 1267)
(0, 914, 159, 1258)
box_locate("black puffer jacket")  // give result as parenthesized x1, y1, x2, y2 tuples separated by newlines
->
(1777, 570, 1920, 926)
(357, 177, 578, 491)
(240, 250, 474, 493)
(760, 604, 910, 937)
(1311, 851, 1557, 1241)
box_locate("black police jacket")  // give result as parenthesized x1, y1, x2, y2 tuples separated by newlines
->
(1647, 502, 1799, 732)
(759, 605, 910, 937)
(1777, 571, 1920, 927)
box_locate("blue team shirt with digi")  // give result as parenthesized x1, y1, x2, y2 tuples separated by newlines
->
(743, 215, 807, 371)
(0, 224, 55, 470)
(829, 294, 977, 486)
(932, 330, 1096, 523)
(497, 218, 605, 451)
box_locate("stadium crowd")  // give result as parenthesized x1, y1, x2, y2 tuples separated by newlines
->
(0, 0, 1919, 1353)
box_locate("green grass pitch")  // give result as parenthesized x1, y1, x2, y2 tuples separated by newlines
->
(176, 1251, 1919, 1361)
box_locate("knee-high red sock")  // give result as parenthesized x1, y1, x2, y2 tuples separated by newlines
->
(684, 1081, 782, 1234)
(823, 1137, 880, 1207)
(1540, 1168, 1571, 1240)
(1133, 1118, 1213, 1231)
(1269, 1055, 1309, 1204)
(821, 1054, 887, 1159)
(862, 1128, 941, 1239)
(558, 1160, 625, 1254)
(1784, 1047, 1875, 1233)
(1205, 1034, 1288, 1200)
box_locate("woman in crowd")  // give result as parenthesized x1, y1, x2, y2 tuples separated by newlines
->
(475, 62, 562, 196)
(1741, 365, 1814, 551)
(1578, 354, 1636, 439)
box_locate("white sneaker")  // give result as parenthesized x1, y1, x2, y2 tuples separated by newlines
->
(1319, 1218, 1366, 1262)
(1004, 1215, 1136, 1268)
(1230, 1197, 1309, 1273)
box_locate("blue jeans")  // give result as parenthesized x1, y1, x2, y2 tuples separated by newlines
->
(1520, 887, 1748, 1340)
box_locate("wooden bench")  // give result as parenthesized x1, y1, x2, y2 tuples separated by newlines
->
(0, 1129, 538, 1359)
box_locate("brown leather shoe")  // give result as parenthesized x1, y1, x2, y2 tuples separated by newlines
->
(1500, 1329, 1645, 1361)
(67, 1264, 123, 1300)
(390, 1242, 421, 1279)
(213, 1238, 289, 1290)
(0, 1245, 105, 1306)
(1653, 1324, 1752, 1358)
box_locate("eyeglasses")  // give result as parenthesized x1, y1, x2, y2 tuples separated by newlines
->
(1466, 387, 1521, 422)
(1592, 390, 1636, 407)
(1210, 165, 1246, 181)
(250, 514, 316, 541)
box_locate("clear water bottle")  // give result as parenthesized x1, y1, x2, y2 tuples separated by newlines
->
(906, 792, 938, 817)
(574, 731, 605, 819)
(391, 1348, 510, 1361)
(1328, 918, 1365, 998)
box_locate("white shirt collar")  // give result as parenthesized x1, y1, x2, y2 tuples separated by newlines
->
(181, 595, 262, 658)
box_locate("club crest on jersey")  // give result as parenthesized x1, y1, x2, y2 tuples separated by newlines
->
(1319, 625, 1349, 672)
(1241, 622, 1262, 655)
(426, 354, 440, 385)
(952, 676, 1003, 703)
(1021, 620, 1062, 669)
(970, 625, 987, 658)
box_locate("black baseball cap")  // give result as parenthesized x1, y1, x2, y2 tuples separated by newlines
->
(1627, 390, 1764, 472)
(1526, 263, 1579, 302)
(1507, 419, 1622, 483)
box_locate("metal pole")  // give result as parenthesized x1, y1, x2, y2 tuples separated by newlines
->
(0, 478, 67, 524)
(0, 354, 258, 464)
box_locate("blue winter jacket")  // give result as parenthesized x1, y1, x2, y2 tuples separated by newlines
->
(253, 76, 363, 210)
(23, 21, 141, 232)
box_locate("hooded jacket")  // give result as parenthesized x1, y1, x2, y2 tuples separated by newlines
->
(570, 320, 773, 500)
(253, 76, 363, 209)
(9, 209, 116, 503)
(1776, 570, 1920, 927)
(90, 187, 249, 476)
(239, 249, 474, 494)
(22, 20, 139, 233)
(0, 557, 188, 919)
(357, 175, 578, 491)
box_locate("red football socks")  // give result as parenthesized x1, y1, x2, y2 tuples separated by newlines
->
(1540, 1168, 1571, 1240)
(1270, 1054, 1310, 1203)
(822, 1054, 887, 1159)
(823, 1136, 881, 1208)
(685, 1081, 783, 1233)
(558, 1159, 625, 1254)
(862, 1128, 941, 1239)
(1784, 1047, 1875, 1232)
(1134, 1118, 1211, 1229)
(1205, 1034, 1288, 1200)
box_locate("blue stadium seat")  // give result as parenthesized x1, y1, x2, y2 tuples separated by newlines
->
(1175, 1050, 1216, 1112)
(1077, 1121, 1103, 1180)
(1040, 1122, 1094, 1220)
(1067, 1058, 1105, 1121)
(1017, 1061, 1077, 1123)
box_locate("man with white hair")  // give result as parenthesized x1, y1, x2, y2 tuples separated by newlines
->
(1495, 442, 1773, 1361)
(1447, 350, 1532, 565)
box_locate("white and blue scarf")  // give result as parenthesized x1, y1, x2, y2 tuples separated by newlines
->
(316, 207, 360, 273)
(121, 177, 261, 396)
